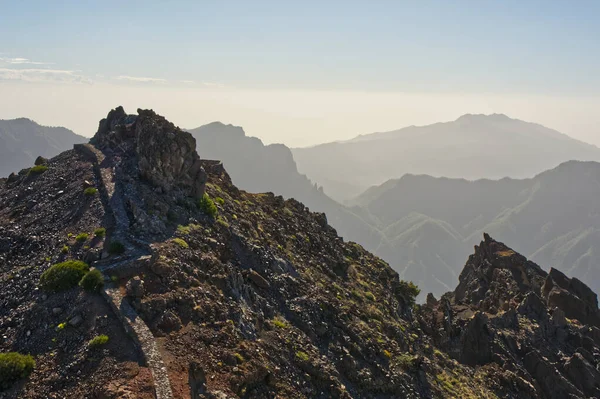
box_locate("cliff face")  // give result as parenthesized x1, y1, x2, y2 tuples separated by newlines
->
(1, 108, 600, 398)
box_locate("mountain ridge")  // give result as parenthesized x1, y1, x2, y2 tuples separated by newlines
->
(292, 114, 600, 201)
(0, 117, 86, 178)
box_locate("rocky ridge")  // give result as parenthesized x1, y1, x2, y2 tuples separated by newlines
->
(1, 107, 600, 398)
(421, 234, 600, 398)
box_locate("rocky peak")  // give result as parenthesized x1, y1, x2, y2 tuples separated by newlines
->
(420, 234, 600, 398)
(453, 233, 547, 312)
(92, 106, 206, 199)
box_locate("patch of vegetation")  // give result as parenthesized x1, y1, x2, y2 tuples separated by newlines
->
(215, 197, 225, 205)
(198, 193, 217, 217)
(383, 349, 392, 358)
(365, 291, 376, 301)
(351, 289, 363, 301)
(295, 351, 309, 361)
(272, 317, 289, 329)
(234, 353, 244, 363)
(57, 322, 67, 331)
(61, 245, 69, 254)
(216, 217, 229, 228)
(94, 227, 106, 237)
(39, 260, 89, 292)
(396, 353, 415, 369)
(178, 223, 200, 235)
(172, 238, 189, 249)
(0, 352, 35, 389)
(75, 233, 89, 242)
(79, 269, 104, 292)
(496, 250, 515, 257)
(107, 241, 125, 255)
(83, 187, 98, 196)
(88, 334, 109, 348)
(28, 165, 48, 175)
(398, 280, 421, 306)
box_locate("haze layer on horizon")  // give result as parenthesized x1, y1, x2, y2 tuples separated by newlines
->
(1, 0, 600, 147)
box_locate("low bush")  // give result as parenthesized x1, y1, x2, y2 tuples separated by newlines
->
(397, 280, 421, 306)
(215, 197, 225, 205)
(39, 260, 89, 292)
(88, 335, 109, 348)
(94, 227, 106, 237)
(75, 233, 89, 242)
(172, 238, 189, 249)
(295, 351, 309, 361)
(83, 187, 97, 196)
(79, 269, 104, 292)
(28, 165, 48, 175)
(198, 193, 217, 217)
(365, 291, 376, 301)
(61, 245, 69, 254)
(0, 352, 35, 389)
(272, 317, 289, 329)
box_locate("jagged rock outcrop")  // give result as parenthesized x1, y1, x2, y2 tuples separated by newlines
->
(92, 106, 207, 199)
(421, 233, 600, 399)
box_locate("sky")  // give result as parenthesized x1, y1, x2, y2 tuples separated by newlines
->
(1, 0, 600, 147)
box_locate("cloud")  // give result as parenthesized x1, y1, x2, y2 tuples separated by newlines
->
(0, 57, 53, 65)
(116, 75, 167, 83)
(201, 81, 226, 88)
(0, 68, 92, 84)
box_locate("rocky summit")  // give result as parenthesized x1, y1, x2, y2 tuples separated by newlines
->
(1, 107, 600, 398)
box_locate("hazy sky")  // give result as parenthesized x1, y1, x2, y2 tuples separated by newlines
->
(1, 0, 600, 147)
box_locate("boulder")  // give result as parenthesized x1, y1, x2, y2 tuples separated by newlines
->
(126, 277, 145, 299)
(34, 156, 48, 166)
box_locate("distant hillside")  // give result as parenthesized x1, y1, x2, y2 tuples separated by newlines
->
(0, 118, 86, 177)
(352, 161, 600, 298)
(188, 122, 384, 250)
(292, 114, 600, 202)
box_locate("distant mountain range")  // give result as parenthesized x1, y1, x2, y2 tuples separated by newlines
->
(352, 160, 600, 298)
(0, 118, 85, 177)
(292, 114, 600, 202)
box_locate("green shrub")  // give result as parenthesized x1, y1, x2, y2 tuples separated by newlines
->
(172, 238, 189, 249)
(79, 269, 104, 292)
(83, 187, 97, 196)
(272, 317, 289, 329)
(396, 353, 415, 369)
(216, 217, 229, 228)
(295, 351, 309, 361)
(0, 352, 35, 389)
(61, 245, 69, 254)
(234, 353, 244, 363)
(365, 291, 376, 301)
(398, 280, 421, 306)
(28, 165, 48, 175)
(198, 193, 217, 217)
(94, 227, 106, 237)
(107, 241, 125, 255)
(88, 335, 109, 348)
(75, 233, 89, 242)
(215, 197, 225, 205)
(39, 260, 89, 292)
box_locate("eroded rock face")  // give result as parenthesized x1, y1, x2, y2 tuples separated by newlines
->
(92, 106, 207, 199)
